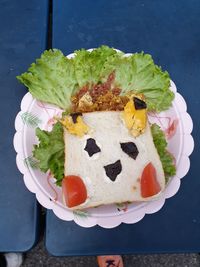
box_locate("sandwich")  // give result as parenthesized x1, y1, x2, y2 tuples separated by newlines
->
(17, 46, 176, 209)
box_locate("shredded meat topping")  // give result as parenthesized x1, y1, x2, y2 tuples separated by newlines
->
(71, 72, 129, 112)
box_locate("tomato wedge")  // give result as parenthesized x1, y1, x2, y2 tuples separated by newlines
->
(141, 162, 161, 198)
(62, 175, 87, 208)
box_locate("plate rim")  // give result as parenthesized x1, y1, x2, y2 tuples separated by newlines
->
(13, 51, 194, 229)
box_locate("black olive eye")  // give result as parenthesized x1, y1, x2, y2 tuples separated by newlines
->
(84, 138, 101, 157)
(120, 142, 139, 160)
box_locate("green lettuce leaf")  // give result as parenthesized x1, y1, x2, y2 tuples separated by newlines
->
(101, 52, 174, 112)
(33, 122, 64, 186)
(74, 45, 120, 87)
(151, 123, 176, 182)
(17, 49, 77, 110)
(17, 46, 174, 112)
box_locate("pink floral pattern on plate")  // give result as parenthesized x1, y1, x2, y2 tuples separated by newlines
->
(14, 75, 194, 228)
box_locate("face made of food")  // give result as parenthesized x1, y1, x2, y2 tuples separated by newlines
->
(64, 111, 165, 209)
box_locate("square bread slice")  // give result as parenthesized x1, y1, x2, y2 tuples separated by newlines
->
(64, 111, 165, 209)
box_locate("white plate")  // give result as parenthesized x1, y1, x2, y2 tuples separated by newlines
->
(14, 52, 194, 228)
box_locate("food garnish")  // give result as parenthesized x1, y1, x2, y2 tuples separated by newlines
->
(141, 162, 161, 198)
(17, 46, 174, 112)
(62, 176, 87, 208)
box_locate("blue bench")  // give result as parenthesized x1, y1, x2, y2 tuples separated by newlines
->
(0, 0, 48, 252)
(45, 0, 200, 255)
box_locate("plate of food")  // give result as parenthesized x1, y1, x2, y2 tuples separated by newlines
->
(14, 46, 193, 228)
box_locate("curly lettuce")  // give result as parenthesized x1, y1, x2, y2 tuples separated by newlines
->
(74, 45, 120, 87)
(151, 123, 176, 182)
(17, 49, 77, 109)
(33, 122, 64, 186)
(17, 46, 174, 112)
(113, 53, 173, 112)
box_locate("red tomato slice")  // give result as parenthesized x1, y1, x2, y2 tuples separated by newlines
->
(62, 175, 87, 208)
(141, 162, 161, 198)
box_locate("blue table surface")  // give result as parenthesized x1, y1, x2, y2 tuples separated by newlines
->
(46, 0, 200, 256)
(0, 0, 48, 252)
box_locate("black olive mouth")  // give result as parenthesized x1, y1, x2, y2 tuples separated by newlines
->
(104, 160, 122, 182)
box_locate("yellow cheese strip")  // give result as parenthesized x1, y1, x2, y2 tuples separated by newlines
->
(60, 116, 89, 137)
(122, 95, 147, 137)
